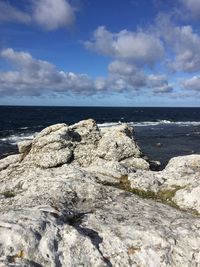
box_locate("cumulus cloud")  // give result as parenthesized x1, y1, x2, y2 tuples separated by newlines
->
(0, 0, 75, 30)
(0, 48, 176, 97)
(108, 60, 146, 89)
(182, 76, 200, 91)
(84, 25, 178, 95)
(0, 48, 95, 96)
(33, 0, 75, 30)
(147, 74, 173, 93)
(157, 15, 200, 72)
(1, 48, 146, 96)
(85, 26, 164, 66)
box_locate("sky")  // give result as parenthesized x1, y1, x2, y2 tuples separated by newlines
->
(0, 0, 200, 106)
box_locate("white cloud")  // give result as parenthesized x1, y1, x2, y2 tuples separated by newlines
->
(157, 15, 200, 72)
(147, 74, 173, 93)
(0, 48, 94, 96)
(108, 60, 146, 89)
(0, 48, 176, 98)
(85, 26, 164, 66)
(0, 1, 31, 23)
(0, 0, 75, 30)
(33, 0, 75, 30)
(182, 76, 200, 91)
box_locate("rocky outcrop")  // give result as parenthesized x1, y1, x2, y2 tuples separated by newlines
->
(0, 119, 200, 266)
(128, 154, 200, 213)
(17, 119, 145, 172)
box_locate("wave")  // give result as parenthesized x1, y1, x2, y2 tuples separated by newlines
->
(98, 120, 200, 128)
(1, 120, 200, 145)
(0, 132, 38, 145)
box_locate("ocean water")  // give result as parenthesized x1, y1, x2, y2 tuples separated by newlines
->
(0, 106, 200, 168)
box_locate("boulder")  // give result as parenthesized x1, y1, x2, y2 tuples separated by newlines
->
(97, 124, 142, 161)
(29, 123, 73, 168)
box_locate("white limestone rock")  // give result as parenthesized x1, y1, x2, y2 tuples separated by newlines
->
(0, 120, 200, 266)
(97, 124, 142, 161)
(128, 154, 200, 213)
(173, 186, 200, 213)
(84, 158, 128, 179)
(29, 123, 73, 168)
(128, 170, 165, 192)
(18, 140, 32, 154)
(0, 161, 200, 266)
(121, 157, 150, 171)
(70, 119, 101, 166)
(0, 155, 20, 171)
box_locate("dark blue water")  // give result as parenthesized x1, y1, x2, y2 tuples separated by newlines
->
(1, 106, 200, 167)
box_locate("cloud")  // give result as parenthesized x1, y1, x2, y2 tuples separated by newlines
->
(179, 0, 200, 18)
(182, 76, 200, 91)
(1, 48, 170, 97)
(85, 26, 164, 67)
(157, 15, 200, 72)
(147, 74, 173, 93)
(0, 0, 75, 30)
(84, 25, 178, 95)
(0, 1, 31, 23)
(0, 48, 95, 96)
(33, 0, 75, 30)
(0, 48, 142, 97)
(108, 60, 146, 89)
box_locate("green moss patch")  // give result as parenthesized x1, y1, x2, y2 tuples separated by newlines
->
(2, 191, 16, 198)
(118, 175, 185, 210)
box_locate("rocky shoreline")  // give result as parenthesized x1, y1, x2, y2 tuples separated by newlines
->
(0, 119, 200, 266)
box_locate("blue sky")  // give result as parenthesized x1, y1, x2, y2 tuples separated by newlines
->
(0, 0, 200, 106)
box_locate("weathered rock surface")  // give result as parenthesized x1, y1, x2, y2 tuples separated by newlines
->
(96, 124, 142, 161)
(128, 154, 200, 213)
(0, 119, 200, 266)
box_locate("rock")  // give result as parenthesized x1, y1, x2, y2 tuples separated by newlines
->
(165, 154, 200, 173)
(18, 140, 32, 154)
(0, 120, 200, 266)
(85, 158, 128, 179)
(0, 161, 200, 266)
(29, 123, 73, 168)
(69, 118, 101, 144)
(128, 170, 165, 192)
(156, 142, 163, 147)
(149, 160, 161, 171)
(0, 154, 20, 171)
(19, 119, 146, 169)
(31, 148, 73, 168)
(173, 186, 200, 214)
(97, 124, 142, 161)
(120, 157, 150, 171)
(70, 119, 101, 166)
(128, 155, 200, 213)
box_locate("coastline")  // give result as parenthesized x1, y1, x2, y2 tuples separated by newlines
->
(0, 119, 200, 266)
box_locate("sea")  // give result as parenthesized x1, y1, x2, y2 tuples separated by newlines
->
(1, 106, 200, 168)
